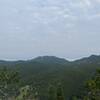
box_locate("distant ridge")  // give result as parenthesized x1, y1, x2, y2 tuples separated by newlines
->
(0, 54, 100, 63)
(32, 56, 69, 64)
(74, 54, 100, 64)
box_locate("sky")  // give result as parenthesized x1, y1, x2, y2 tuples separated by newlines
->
(0, 0, 100, 60)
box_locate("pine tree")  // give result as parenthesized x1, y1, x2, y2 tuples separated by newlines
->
(48, 85, 56, 100)
(56, 84, 65, 100)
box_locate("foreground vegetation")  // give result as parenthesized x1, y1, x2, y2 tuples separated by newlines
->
(0, 68, 100, 100)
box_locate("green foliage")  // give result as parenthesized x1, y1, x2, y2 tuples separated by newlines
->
(0, 68, 20, 86)
(71, 96, 79, 100)
(48, 84, 65, 100)
(79, 69, 100, 100)
(56, 84, 65, 100)
(48, 85, 56, 100)
(16, 85, 34, 100)
(16, 85, 40, 100)
(0, 68, 20, 99)
(85, 80, 96, 91)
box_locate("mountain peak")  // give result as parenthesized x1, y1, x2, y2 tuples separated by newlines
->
(33, 56, 69, 64)
(89, 54, 100, 58)
(75, 54, 100, 64)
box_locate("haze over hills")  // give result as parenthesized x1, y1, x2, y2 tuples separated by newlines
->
(0, 54, 100, 63)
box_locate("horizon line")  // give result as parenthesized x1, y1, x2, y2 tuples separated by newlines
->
(0, 54, 99, 62)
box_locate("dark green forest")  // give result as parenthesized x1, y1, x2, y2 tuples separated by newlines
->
(0, 55, 100, 100)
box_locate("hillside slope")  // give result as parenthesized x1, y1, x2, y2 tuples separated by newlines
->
(0, 55, 100, 98)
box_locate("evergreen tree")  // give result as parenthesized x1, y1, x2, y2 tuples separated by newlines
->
(48, 85, 56, 100)
(56, 84, 65, 100)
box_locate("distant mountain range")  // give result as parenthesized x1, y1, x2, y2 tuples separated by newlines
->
(0, 55, 100, 99)
(0, 54, 100, 63)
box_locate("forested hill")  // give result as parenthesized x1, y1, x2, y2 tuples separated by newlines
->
(0, 55, 100, 99)
(0, 54, 100, 64)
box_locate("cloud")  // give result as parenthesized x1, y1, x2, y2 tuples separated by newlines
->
(82, 0, 91, 6)
(87, 13, 100, 20)
(0, 0, 100, 59)
(96, 0, 100, 3)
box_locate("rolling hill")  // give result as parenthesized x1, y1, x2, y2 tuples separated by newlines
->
(0, 55, 100, 99)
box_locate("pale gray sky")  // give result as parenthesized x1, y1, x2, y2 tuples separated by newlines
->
(0, 0, 100, 60)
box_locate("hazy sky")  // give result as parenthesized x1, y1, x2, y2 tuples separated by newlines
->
(0, 0, 100, 60)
